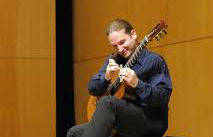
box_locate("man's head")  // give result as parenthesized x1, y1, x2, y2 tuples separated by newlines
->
(106, 19, 138, 58)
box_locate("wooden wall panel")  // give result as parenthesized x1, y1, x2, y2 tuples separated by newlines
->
(0, 59, 55, 137)
(0, 0, 55, 136)
(167, 0, 213, 44)
(17, 59, 56, 137)
(16, 0, 55, 58)
(0, 109, 20, 137)
(74, 58, 106, 124)
(0, 0, 55, 58)
(0, 0, 17, 57)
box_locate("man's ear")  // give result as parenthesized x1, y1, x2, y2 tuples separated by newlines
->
(130, 30, 137, 40)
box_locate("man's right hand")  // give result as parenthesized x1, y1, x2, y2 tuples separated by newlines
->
(105, 59, 120, 81)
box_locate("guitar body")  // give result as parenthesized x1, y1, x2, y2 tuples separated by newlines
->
(87, 95, 98, 121)
(87, 84, 125, 121)
(87, 72, 125, 121)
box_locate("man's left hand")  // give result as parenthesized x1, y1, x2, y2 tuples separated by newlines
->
(119, 68, 139, 88)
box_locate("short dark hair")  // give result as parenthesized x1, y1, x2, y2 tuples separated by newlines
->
(106, 19, 133, 36)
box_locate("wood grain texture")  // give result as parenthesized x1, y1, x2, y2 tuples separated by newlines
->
(0, 0, 55, 58)
(167, 0, 213, 44)
(0, 59, 56, 137)
(0, 0, 55, 136)
(74, 57, 106, 124)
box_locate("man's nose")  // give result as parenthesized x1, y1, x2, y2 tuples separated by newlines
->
(117, 45, 123, 53)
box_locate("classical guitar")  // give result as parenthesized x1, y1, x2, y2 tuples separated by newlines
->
(87, 20, 168, 121)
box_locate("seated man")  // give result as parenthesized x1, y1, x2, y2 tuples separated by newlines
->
(67, 19, 172, 137)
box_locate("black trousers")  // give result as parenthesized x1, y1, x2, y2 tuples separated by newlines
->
(67, 96, 165, 137)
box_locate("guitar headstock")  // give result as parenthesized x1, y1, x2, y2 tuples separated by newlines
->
(146, 20, 168, 42)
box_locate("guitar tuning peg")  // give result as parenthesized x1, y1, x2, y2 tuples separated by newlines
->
(158, 32, 163, 37)
(155, 35, 160, 41)
(162, 29, 167, 35)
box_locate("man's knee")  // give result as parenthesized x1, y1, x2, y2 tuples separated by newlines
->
(66, 124, 85, 137)
(96, 96, 120, 113)
(98, 96, 114, 106)
(67, 126, 80, 137)
(67, 127, 74, 137)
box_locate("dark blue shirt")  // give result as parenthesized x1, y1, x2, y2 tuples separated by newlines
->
(88, 49, 172, 122)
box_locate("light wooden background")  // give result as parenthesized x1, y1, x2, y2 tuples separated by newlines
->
(0, 0, 56, 137)
(73, 0, 213, 137)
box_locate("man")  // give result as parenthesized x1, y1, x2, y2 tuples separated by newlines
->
(67, 19, 172, 137)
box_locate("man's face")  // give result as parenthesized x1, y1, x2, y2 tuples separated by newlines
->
(108, 29, 137, 58)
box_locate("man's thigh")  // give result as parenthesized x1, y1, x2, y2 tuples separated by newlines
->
(109, 97, 149, 137)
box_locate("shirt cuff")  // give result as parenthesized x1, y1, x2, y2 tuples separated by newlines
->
(101, 74, 111, 89)
(135, 79, 151, 100)
(135, 79, 145, 94)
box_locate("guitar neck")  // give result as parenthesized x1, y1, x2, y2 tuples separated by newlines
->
(125, 36, 149, 68)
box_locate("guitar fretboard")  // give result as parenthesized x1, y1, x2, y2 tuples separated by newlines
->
(125, 36, 148, 68)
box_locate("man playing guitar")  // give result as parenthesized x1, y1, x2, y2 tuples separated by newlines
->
(67, 19, 172, 137)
